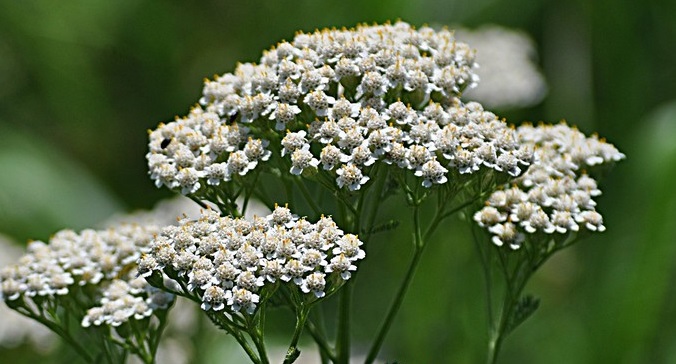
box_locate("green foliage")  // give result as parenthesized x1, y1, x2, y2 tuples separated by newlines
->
(505, 295, 540, 335)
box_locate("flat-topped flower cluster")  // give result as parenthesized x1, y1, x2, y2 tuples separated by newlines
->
(201, 21, 478, 118)
(474, 122, 625, 249)
(147, 21, 533, 194)
(0, 224, 173, 328)
(138, 205, 365, 314)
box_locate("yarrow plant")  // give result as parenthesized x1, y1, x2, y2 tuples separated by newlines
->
(472, 122, 624, 362)
(0, 224, 173, 363)
(146, 20, 533, 202)
(138, 206, 364, 363)
(1, 21, 623, 363)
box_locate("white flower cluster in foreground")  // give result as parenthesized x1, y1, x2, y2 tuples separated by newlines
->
(0, 225, 173, 328)
(281, 98, 533, 189)
(147, 22, 532, 193)
(138, 205, 365, 314)
(474, 122, 625, 249)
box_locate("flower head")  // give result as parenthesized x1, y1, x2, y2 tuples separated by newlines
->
(145, 205, 365, 314)
(0, 224, 171, 329)
(473, 122, 624, 249)
(147, 22, 529, 195)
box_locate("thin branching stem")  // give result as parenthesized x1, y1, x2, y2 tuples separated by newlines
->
(20, 310, 93, 362)
(249, 328, 270, 364)
(471, 225, 494, 334)
(365, 202, 424, 364)
(151, 311, 170, 361)
(336, 280, 353, 364)
(242, 169, 262, 216)
(305, 317, 337, 363)
(335, 184, 367, 364)
(209, 311, 261, 364)
(284, 305, 310, 364)
(362, 170, 388, 242)
(295, 178, 322, 217)
(188, 195, 210, 211)
(364, 248, 424, 363)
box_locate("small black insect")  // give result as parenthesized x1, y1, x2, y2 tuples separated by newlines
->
(160, 138, 171, 149)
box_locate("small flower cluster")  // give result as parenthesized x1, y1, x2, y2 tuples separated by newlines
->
(147, 22, 530, 194)
(474, 122, 625, 249)
(0, 235, 53, 348)
(147, 106, 272, 194)
(82, 278, 174, 328)
(0, 224, 173, 328)
(139, 205, 365, 314)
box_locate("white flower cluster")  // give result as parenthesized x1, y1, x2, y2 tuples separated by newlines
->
(283, 98, 534, 190)
(147, 106, 272, 194)
(82, 278, 174, 328)
(202, 21, 478, 115)
(138, 205, 365, 314)
(474, 122, 625, 249)
(147, 22, 530, 193)
(457, 25, 547, 109)
(0, 235, 53, 349)
(0, 225, 173, 328)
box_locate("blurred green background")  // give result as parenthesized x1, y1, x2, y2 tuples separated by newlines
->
(1, 0, 675, 363)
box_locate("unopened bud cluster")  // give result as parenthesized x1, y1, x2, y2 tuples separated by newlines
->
(147, 21, 533, 194)
(138, 205, 365, 314)
(474, 122, 625, 249)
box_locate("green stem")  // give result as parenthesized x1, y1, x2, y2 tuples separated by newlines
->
(252, 176, 275, 211)
(130, 319, 153, 363)
(188, 195, 210, 210)
(336, 283, 353, 364)
(487, 306, 507, 364)
(471, 225, 494, 338)
(24, 311, 93, 362)
(365, 244, 424, 364)
(296, 178, 322, 217)
(103, 332, 122, 364)
(362, 169, 387, 241)
(364, 204, 425, 364)
(284, 306, 310, 364)
(250, 331, 270, 364)
(487, 246, 542, 364)
(335, 187, 366, 364)
(338, 191, 359, 217)
(495, 250, 514, 291)
(206, 311, 260, 363)
(249, 307, 270, 364)
(491, 237, 580, 364)
(436, 193, 484, 224)
(150, 311, 170, 362)
(241, 169, 262, 216)
(487, 264, 531, 364)
(233, 330, 262, 364)
(305, 318, 337, 363)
